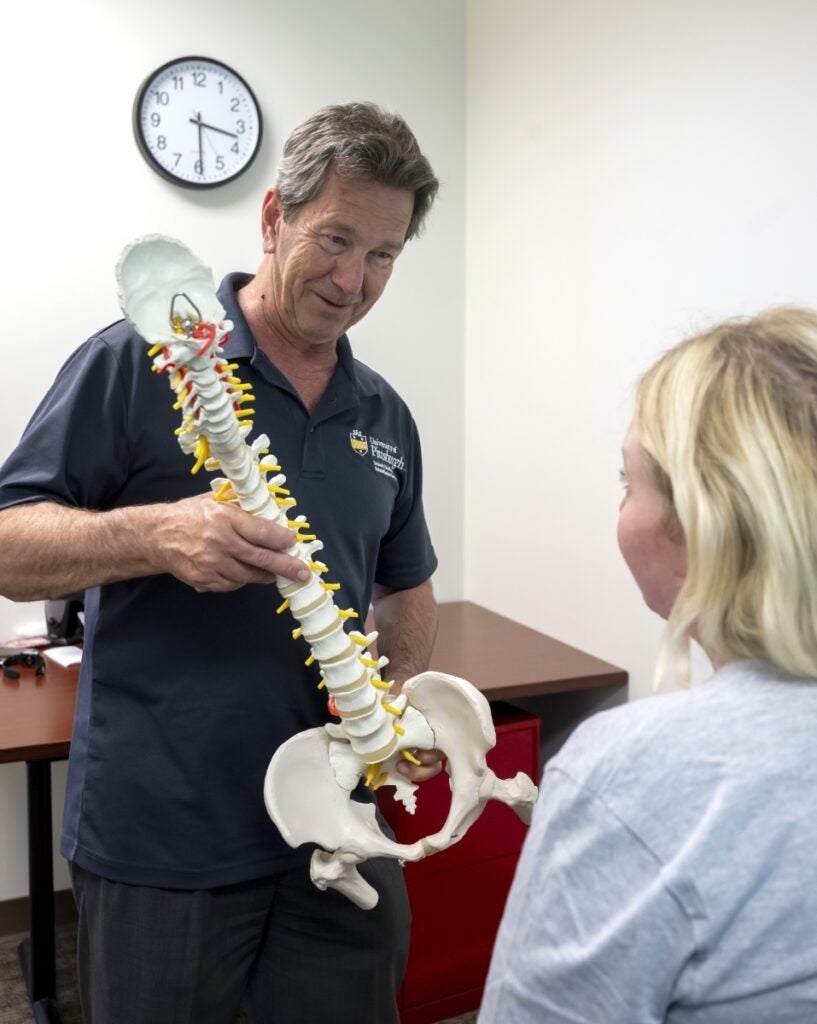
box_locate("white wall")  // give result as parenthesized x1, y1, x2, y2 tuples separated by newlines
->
(465, 0, 817, 700)
(0, 0, 465, 901)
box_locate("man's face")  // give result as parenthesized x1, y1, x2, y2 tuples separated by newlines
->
(260, 170, 414, 349)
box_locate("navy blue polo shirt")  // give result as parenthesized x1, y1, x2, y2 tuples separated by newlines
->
(0, 273, 437, 888)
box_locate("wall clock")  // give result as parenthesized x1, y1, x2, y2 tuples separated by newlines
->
(133, 56, 263, 189)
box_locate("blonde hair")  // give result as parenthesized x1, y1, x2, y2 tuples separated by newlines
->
(635, 307, 817, 685)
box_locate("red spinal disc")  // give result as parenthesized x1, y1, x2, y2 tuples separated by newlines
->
(327, 696, 339, 717)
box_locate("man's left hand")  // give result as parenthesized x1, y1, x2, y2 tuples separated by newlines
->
(395, 747, 444, 783)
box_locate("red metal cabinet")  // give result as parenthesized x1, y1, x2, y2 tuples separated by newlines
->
(377, 703, 540, 1024)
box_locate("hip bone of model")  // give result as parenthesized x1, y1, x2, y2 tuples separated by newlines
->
(116, 235, 538, 909)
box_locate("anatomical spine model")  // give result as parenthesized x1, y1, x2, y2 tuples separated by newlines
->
(116, 235, 538, 909)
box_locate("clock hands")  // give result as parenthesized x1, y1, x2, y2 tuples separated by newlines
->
(189, 112, 238, 177)
(195, 113, 203, 174)
(189, 115, 238, 139)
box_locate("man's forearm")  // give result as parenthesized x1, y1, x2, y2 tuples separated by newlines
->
(0, 496, 313, 602)
(372, 578, 438, 690)
(0, 501, 166, 601)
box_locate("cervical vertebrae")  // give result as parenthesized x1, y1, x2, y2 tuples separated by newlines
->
(117, 235, 537, 910)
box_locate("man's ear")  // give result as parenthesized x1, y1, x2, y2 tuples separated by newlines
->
(261, 188, 284, 254)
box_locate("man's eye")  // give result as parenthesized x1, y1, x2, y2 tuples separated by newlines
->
(321, 235, 347, 254)
(370, 251, 394, 268)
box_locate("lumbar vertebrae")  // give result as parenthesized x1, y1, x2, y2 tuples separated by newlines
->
(117, 235, 538, 909)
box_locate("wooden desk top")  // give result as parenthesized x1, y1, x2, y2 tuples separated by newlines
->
(430, 601, 627, 701)
(0, 658, 79, 764)
(0, 601, 627, 764)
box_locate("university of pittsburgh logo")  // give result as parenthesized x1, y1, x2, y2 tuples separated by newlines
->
(349, 429, 369, 456)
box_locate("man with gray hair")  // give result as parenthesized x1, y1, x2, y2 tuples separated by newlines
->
(0, 101, 441, 1023)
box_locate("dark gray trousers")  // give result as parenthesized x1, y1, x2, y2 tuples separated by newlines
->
(70, 857, 410, 1024)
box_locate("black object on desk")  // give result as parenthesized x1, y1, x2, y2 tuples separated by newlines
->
(45, 593, 84, 646)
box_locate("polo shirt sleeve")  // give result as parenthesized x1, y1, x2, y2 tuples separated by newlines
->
(374, 417, 437, 590)
(0, 336, 131, 512)
(478, 766, 695, 1024)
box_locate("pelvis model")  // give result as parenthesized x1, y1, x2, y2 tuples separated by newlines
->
(117, 235, 538, 909)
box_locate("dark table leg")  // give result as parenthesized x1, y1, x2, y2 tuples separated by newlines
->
(18, 759, 64, 1023)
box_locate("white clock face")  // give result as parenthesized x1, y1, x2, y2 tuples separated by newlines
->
(134, 57, 263, 189)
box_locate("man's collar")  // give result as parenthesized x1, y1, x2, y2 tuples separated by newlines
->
(216, 273, 255, 359)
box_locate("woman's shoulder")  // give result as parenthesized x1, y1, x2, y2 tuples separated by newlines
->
(554, 660, 809, 771)
(547, 658, 817, 819)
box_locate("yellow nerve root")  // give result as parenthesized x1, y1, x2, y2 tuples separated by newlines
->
(214, 480, 236, 502)
(191, 436, 210, 475)
(402, 750, 422, 766)
(364, 763, 382, 788)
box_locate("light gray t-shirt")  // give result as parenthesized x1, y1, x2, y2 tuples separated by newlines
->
(479, 659, 817, 1023)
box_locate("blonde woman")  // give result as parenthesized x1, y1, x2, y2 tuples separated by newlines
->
(479, 309, 817, 1023)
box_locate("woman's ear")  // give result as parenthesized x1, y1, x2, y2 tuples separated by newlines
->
(664, 508, 685, 547)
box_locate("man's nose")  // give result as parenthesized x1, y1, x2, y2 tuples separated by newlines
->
(331, 249, 366, 297)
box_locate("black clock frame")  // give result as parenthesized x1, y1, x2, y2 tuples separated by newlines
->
(132, 55, 263, 190)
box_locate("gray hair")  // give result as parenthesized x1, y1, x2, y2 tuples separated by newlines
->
(275, 102, 439, 241)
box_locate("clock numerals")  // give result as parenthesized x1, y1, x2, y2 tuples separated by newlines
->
(134, 56, 263, 189)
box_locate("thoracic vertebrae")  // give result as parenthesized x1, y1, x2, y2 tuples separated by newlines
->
(150, 300, 434, 813)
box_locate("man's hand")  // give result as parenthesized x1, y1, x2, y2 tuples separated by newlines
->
(0, 497, 311, 602)
(370, 579, 441, 782)
(153, 493, 311, 592)
(395, 747, 444, 783)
